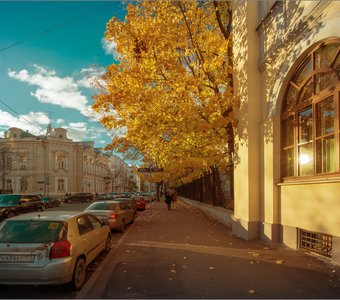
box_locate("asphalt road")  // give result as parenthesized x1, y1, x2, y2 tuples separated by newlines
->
(0, 201, 130, 299)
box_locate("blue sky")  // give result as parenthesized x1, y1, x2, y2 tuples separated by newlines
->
(0, 1, 126, 149)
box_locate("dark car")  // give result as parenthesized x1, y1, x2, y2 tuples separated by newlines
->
(42, 196, 62, 208)
(0, 194, 45, 222)
(65, 192, 93, 203)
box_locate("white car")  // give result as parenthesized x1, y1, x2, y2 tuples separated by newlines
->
(0, 210, 111, 289)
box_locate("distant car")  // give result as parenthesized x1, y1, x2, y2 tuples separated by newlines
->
(96, 193, 114, 201)
(64, 192, 93, 203)
(42, 196, 62, 208)
(0, 210, 111, 289)
(130, 196, 147, 211)
(0, 194, 45, 222)
(84, 200, 136, 232)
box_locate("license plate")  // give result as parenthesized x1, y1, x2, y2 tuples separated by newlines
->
(0, 254, 35, 263)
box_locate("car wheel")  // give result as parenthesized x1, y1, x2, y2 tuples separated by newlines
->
(37, 206, 44, 212)
(72, 258, 86, 290)
(104, 234, 111, 252)
(119, 220, 125, 233)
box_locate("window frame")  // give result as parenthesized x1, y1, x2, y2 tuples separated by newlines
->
(281, 39, 340, 181)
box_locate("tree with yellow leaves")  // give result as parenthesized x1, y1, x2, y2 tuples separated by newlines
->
(93, 0, 236, 185)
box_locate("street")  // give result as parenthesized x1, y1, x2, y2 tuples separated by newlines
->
(1, 199, 340, 299)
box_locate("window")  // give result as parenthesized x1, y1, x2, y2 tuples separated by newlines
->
(281, 40, 340, 178)
(57, 156, 66, 170)
(20, 156, 27, 170)
(87, 214, 102, 229)
(19, 176, 28, 192)
(77, 216, 93, 235)
(57, 179, 65, 192)
(5, 179, 12, 191)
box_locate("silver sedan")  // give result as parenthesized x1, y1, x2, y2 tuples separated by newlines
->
(0, 210, 111, 290)
(84, 200, 136, 232)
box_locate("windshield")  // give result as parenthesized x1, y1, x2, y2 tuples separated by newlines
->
(0, 220, 67, 243)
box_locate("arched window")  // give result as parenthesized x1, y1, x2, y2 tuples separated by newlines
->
(281, 39, 340, 179)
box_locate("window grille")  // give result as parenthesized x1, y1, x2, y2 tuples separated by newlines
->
(299, 228, 332, 258)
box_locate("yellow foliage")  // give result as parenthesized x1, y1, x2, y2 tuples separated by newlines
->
(93, 1, 236, 184)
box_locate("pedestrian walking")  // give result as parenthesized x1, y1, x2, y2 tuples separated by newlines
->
(170, 187, 178, 210)
(164, 190, 172, 210)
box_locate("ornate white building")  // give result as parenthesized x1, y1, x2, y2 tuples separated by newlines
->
(0, 126, 136, 196)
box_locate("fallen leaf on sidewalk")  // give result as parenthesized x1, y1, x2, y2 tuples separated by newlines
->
(182, 265, 188, 268)
(183, 256, 187, 259)
(170, 269, 177, 273)
(248, 289, 256, 294)
(263, 247, 270, 250)
(276, 260, 284, 264)
(249, 261, 254, 264)
(252, 253, 260, 257)
(209, 267, 215, 270)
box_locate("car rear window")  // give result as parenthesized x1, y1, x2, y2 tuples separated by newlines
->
(0, 220, 67, 243)
(87, 202, 118, 210)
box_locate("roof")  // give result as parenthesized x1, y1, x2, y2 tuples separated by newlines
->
(4, 211, 85, 221)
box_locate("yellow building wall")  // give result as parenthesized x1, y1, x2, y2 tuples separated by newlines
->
(280, 181, 340, 236)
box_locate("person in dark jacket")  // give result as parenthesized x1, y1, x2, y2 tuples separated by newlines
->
(164, 190, 172, 210)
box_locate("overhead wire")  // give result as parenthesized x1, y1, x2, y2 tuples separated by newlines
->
(0, 3, 116, 53)
(0, 97, 47, 135)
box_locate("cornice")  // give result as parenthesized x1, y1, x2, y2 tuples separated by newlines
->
(258, 0, 332, 71)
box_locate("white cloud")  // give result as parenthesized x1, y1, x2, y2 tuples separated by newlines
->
(101, 37, 120, 60)
(8, 65, 92, 116)
(63, 122, 87, 141)
(77, 66, 105, 89)
(0, 110, 50, 136)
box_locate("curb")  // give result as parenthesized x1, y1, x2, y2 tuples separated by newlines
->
(75, 220, 137, 299)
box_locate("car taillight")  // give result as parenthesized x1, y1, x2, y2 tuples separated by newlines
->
(50, 240, 71, 259)
(109, 214, 117, 219)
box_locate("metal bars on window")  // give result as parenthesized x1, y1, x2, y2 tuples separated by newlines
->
(299, 228, 332, 258)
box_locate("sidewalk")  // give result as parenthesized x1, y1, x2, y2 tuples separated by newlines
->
(77, 199, 340, 299)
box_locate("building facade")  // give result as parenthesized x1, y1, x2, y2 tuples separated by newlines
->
(0, 126, 135, 196)
(230, 1, 340, 264)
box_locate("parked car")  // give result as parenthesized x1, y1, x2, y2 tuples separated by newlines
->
(0, 211, 111, 289)
(130, 196, 147, 211)
(113, 197, 138, 213)
(0, 194, 45, 222)
(64, 192, 93, 203)
(41, 196, 62, 208)
(84, 200, 136, 232)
